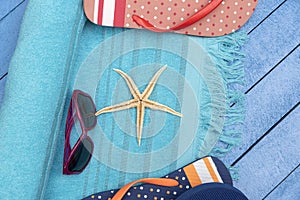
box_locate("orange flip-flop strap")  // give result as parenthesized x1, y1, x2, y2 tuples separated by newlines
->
(111, 178, 179, 200)
(132, 0, 223, 33)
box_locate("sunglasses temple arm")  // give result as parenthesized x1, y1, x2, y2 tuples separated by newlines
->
(65, 102, 78, 150)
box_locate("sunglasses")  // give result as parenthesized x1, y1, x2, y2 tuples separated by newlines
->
(63, 90, 97, 175)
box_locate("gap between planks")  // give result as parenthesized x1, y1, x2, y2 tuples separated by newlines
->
(230, 44, 299, 108)
(231, 101, 300, 166)
(0, 0, 26, 22)
(262, 164, 300, 199)
(0, 72, 8, 81)
(247, 0, 288, 35)
(244, 44, 299, 95)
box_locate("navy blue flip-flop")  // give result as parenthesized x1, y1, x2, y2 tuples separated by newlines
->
(177, 182, 248, 200)
(83, 156, 232, 200)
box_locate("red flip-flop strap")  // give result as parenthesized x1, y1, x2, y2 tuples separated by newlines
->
(132, 0, 223, 33)
(111, 178, 178, 200)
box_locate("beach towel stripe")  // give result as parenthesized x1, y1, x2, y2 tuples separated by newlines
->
(183, 157, 223, 187)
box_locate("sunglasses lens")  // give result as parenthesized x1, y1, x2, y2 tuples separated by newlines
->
(68, 138, 93, 172)
(77, 93, 96, 129)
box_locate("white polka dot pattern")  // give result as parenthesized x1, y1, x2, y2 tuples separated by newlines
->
(124, 0, 258, 36)
(83, 157, 232, 200)
(84, 0, 258, 36)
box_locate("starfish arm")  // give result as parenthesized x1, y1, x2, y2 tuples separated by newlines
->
(113, 68, 141, 99)
(144, 99, 183, 117)
(95, 99, 138, 116)
(142, 65, 167, 99)
(136, 102, 145, 146)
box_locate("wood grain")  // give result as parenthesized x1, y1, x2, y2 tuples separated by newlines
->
(0, 0, 25, 20)
(0, 0, 27, 76)
(224, 47, 300, 165)
(233, 106, 300, 199)
(265, 166, 300, 200)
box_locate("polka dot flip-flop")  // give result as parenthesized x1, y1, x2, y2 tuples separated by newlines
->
(84, 0, 258, 37)
(177, 182, 248, 200)
(83, 156, 232, 200)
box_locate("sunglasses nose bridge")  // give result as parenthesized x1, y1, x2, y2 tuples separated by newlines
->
(83, 113, 97, 120)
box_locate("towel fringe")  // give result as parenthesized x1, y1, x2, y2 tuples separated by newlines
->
(228, 166, 240, 181)
(198, 32, 247, 175)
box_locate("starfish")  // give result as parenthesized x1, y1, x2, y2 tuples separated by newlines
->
(95, 65, 183, 146)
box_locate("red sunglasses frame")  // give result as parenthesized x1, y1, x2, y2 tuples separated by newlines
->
(63, 90, 97, 175)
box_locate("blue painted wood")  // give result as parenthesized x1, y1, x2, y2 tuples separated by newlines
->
(0, 0, 27, 76)
(239, 0, 285, 33)
(0, 76, 7, 107)
(228, 1, 300, 197)
(242, 0, 300, 89)
(0, 0, 24, 20)
(222, 0, 300, 163)
(223, 47, 300, 165)
(233, 106, 300, 199)
(265, 166, 300, 200)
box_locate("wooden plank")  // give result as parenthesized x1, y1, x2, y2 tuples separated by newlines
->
(223, 47, 300, 165)
(242, 0, 300, 90)
(239, 0, 285, 33)
(0, 75, 7, 107)
(222, 0, 300, 164)
(0, 0, 27, 76)
(0, 0, 24, 20)
(233, 105, 300, 199)
(265, 166, 300, 200)
(227, 1, 300, 198)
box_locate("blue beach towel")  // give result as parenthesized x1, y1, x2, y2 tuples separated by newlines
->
(0, 1, 246, 199)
